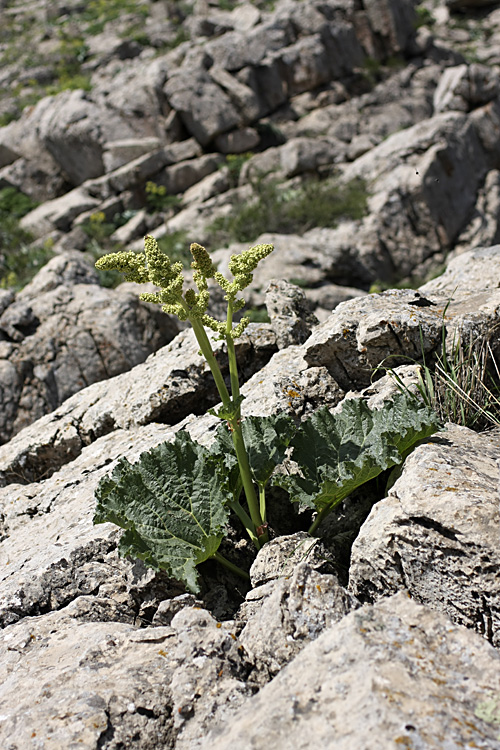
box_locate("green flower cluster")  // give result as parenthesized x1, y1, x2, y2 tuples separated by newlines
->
(95, 235, 273, 337)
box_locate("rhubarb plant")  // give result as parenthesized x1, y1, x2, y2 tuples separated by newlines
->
(94, 237, 438, 593)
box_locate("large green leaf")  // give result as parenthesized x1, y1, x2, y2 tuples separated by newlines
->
(210, 414, 297, 494)
(94, 431, 231, 593)
(274, 392, 438, 512)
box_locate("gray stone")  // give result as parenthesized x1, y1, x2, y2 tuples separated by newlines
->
(0, 142, 19, 169)
(434, 63, 500, 113)
(249, 532, 332, 588)
(0, 252, 179, 444)
(265, 278, 318, 349)
(201, 593, 500, 750)
(349, 424, 500, 645)
(102, 137, 163, 172)
(214, 127, 260, 154)
(0, 601, 251, 750)
(453, 171, 500, 254)
(159, 153, 224, 195)
(239, 561, 358, 679)
(34, 89, 136, 185)
(278, 136, 340, 177)
(164, 70, 241, 146)
(19, 187, 100, 236)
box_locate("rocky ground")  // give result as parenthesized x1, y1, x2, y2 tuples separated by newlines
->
(1, 0, 500, 748)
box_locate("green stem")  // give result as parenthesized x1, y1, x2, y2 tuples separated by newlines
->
(228, 499, 260, 549)
(258, 483, 266, 524)
(188, 313, 232, 410)
(225, 302, 266, 543)
(226, 301, 241, 414)
(308, 505, 331, 536)
(214, 552, 250, 581)
(187, 299, 266, 546)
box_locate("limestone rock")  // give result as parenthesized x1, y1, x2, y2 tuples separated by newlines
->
(201, 593, 500, 750)
(164, 70, 242, 147)
(0, 252, 179, 444)
(265, 278, 318, 349)
(349, 424, 500, 646)
(239, 561, 358, 679)
(0, 602, 251, 750)
(433, 63, 500, 113)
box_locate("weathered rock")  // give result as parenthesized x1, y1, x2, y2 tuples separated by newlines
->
(239, 561, 358, 679)
(433, 63, 500, 113)
(0, 141, 19, 169)
(201, 593, 500, 750)
(19, 186, 100, 236)
(158, 153, 223, 195)
(265, 278, 318, 348)
(420, 243, 500, 295)
(248, 532, 332, 588)
(0, 322, 277, 485)
(453, 171, 500, 253)
(214, 126, 260, 154)
(349, 424, 500, 646)
(34, 89, 137, 185)
(102, 137, 163, 172)
(164, 70, 242, 147)
(0, 252, 179, 444)
(0, 602, 251, 750)
(303, 289, 444, 390)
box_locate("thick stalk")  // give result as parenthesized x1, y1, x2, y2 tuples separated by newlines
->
(188, 313, 232, 410)
(225, 301, 242, 415)
(213, 552, 250, 581)
(225, 302, 266, 543)
(258, 483, 266, 524)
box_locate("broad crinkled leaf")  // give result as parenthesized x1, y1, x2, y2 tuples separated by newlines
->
(274, 392, 438, 512)
(94, 431, 231, 593)
(210, 414, 297, 495)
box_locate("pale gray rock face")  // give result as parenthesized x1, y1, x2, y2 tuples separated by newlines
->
(349, 424, 500, 646)
(265, 278, 318, 349)
(0, 603, 252, 750)
(239, 561, 358, 679)
(0, 252, 179, 444)
(33, 89, 137, 185)
(201, 593, 500, 750)
(433, 63, 500, 113)
(0, 322, 277, 485)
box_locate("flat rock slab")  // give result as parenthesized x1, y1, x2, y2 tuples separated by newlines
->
(202, 592, 500, 750)
(0, 604, 250, 750)
(0, 423, 177, 627)
(0, 324, 276, 487)
(349, 424, 500, 645)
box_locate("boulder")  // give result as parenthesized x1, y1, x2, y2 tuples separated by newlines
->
(164, 70, 242, 146)
(201, 593, 500, 750)
(349, 424, 500, 646)
(433, 63, 500, 113)
(0, 252, 179, 444)
(34, 89, 136, 185)
(265, 278, 318, 349)
(19, 187, 100, 236)
(102, 137, 163, 172)
(0, 602, 252, 750)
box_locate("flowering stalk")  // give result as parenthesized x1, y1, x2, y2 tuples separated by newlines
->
(95, 236, 273, 550)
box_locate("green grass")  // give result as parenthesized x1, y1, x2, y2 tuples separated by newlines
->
(209, 176, 368, 245)
(385, 313, 500, 433)
(0, 186, 57, 289)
